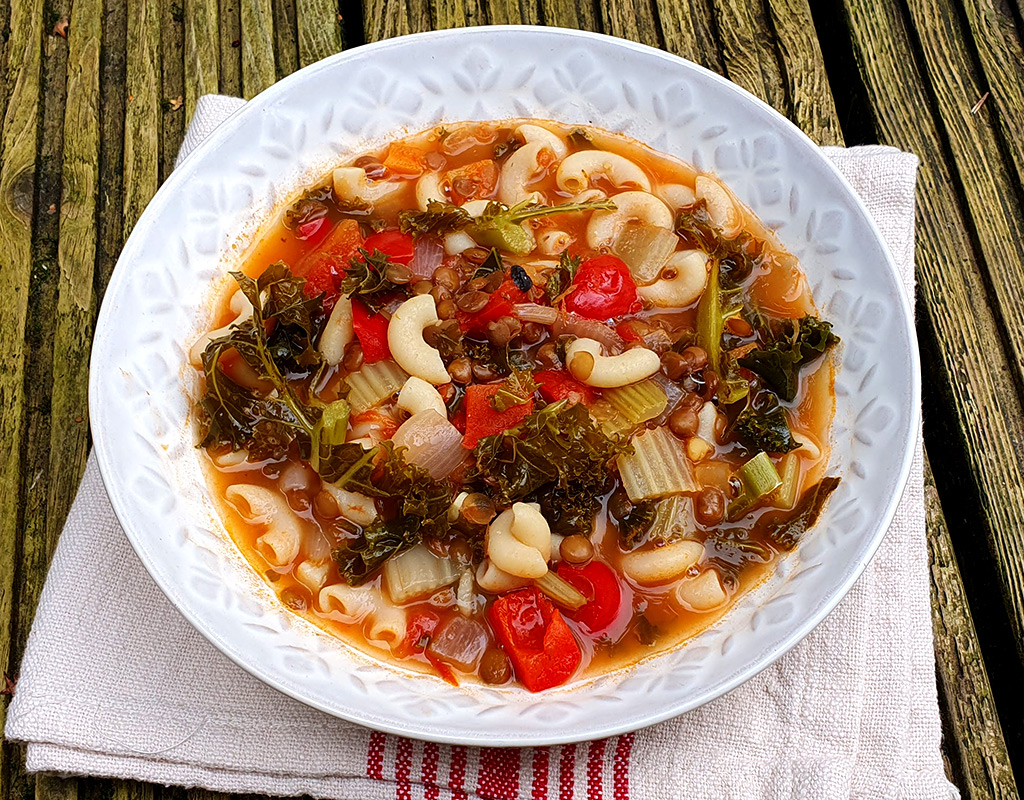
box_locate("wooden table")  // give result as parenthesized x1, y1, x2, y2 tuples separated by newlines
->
(1, 0, 1021, 798)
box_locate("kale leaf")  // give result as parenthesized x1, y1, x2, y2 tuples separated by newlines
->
(340, 248, 410, 313)
(731, 391, 800, 454)
(675, 199, 766, 288)
(738, 315, 839, 402)
(473, 401, 630, 535)
(546, 251, 582, 303)
(618, 501, 656, 550)
(764, 477, 841, 551)
(331, 442, 452, 584)
(398, 199, 472, 238)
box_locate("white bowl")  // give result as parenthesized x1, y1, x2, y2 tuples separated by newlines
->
(89, 26, 919, 745)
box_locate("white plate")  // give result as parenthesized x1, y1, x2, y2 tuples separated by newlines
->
(89, 26, 919, 745)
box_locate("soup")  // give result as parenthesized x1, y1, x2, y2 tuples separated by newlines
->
(191, 120, 839, 692)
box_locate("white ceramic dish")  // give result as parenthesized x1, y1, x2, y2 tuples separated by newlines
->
(89, 26, 919, 745)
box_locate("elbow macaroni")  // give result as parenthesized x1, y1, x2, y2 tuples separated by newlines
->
(565, 338, 661, 388)
(485, 503, 552, 579)
(637, 250, 708, 307)
(225, 484, 302, 568)
(397, 376, 447, 417)
(621, 539, 704, 585)
(557, 151, 651, 194)
(387, 295, 451, 385)
(585, 191, 674, 250)
(318, 296, 354, 366)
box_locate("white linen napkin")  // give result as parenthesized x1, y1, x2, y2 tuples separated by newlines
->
(5, 95, 957, 800)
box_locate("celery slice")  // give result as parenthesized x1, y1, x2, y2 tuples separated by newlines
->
(773, 452, 800, 510)
(617, 427, 699, 503)
(535, 570, 587, 611)
(345, 360, 408, 414)
(727, 452, 782, 519)
(603, 379, 669, 427)
(383, 544, 460, 604)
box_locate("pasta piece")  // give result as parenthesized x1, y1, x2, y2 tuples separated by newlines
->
(225, 484, 302, 567)
(319, 296, 354, 366)
(189, 288, 252, 367)
(675, 569, 728, 611)
(295, 560, 331, 593)
(319, 483, 377, 526)
(318, 583, 376, 622)
(621, 539, 704, 585)
(365, 603, 408, 651)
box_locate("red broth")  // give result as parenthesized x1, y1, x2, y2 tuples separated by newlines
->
(194, 120, 837, 690)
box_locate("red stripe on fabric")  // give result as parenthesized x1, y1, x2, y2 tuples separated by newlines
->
(558, 744, 577, 800)
(477, 747, 522, 799)
(367, 731, 387, 780)
(612, 734, 634, 800)
(586, 740, 607, 800)
(531, 747, 550, 800)
(395, 737, 414, 800)
(422, 741, 440, 800)
(450, 745, 469, 800)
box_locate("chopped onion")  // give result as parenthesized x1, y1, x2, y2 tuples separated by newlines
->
(391, 409, 467, 480)
(612, 222, 678, 284)
(552, 312, 625, 353)
(514, 303, 559, 325)
(409, 235, 445, 279)
(428, 615, 489, 671)
(618, 427, 699, 502)
(649, 373, 685, 427)
(456, 569, 477, 616)
(384, 543, 460, 604)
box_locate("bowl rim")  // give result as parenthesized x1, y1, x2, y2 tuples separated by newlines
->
(89, 24, 921, 745)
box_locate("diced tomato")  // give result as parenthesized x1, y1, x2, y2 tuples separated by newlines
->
(362, 230, 415, 265)
(295, 217, 329, 245)
(351, 299, 391, 364)
(298, 219, 364, 307)
(488, 587, 581, 692)
(457, 279, 529, 335)
(563, 255, 641, 320)
(615, 321, 646, 343)
(382, 142, 425, 177)
(396, 610, 440, 658)
(451, 402, 467, 435)
(534, 369, 598, 406)
(446, 159, 499, 205)
(462, 383, 534, 449)
(557, 561, 630, 638)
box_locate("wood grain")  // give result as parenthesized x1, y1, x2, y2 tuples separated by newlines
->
(763, 0, 842, 145)
(34, 773, 78, 800)
(184, 0, 220, 122)
(240, 0, 278, 98)
(654, 0, 722, 70)
(124, 0, 162, 236)
(218, 0, 242, 96)
(926, 452, 1020, 799)
(539, 0, 599, 32)
(297, 0, 344, 66)
(598, 0, 663, 47)
(161, 0, 186, 180)
(844, 0, 1024, 663)
(272, 0, 299, 77)
(362, 0, 429, 39)
(0, 0, 44, 791)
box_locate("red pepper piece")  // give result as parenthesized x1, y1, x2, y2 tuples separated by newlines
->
(563, 255, 641, 320)
(351, 299, 392, 364)
(488, 587, 582, 692)
(299, 218, 364, 308)
(615, 321, 646, 343)
(363, 230, 415, 265)
(457, 279, 529, 334)
(295, 216, 329, 244)
(461, 383, 534, 449)
(556, 561, 630, 637)
(349, 408, 400, 441)
(534, 369, 598, 406)
(395, 610, 440, 658)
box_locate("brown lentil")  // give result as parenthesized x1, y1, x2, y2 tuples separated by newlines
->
(472, 361, 501, 382)
(436, 298, 456, 320)
(456, 290, 490, 313)
(462, 247, 490, 266)
(313, 489, 340, 519)
(535, 342, 561, 369)
(695, 487, 727, 527)
(486, 317, 522, 347)
(412, 280, 433, 295)
(661, 351, 687, 381)
(668, 407, 699, 439)
(521, 322, 545, 344)
(342, 343, 364, 373)
(433, 265, 461, 292)
(384, 263, 414, 285)
(448, 358, 473, 384)
(461, 493, 496, 526)
(560, 535, 595, 565)
(480, 647, 513, 685)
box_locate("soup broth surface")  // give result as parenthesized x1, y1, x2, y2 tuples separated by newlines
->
(193, 119, 839, 691)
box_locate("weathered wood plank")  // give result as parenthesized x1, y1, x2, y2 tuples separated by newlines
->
(705, 0, 785, 115)
(925, 452, 1019, 799)
(763, 0, 841, 144)
(161, 0, 187, 181)
(433, 0, 484, 29)
(272, 0, 299, 76)
(124, 0, 162, 236)
(112, 780, 154, 800)
(297, 0, 344, 66)
(241, 0, 278, 98)
(96, 0, 128, 294)
(485, 0, 539, 24)
(0, 0, 45, 794)
(598, 0, 663, 47)
(902, 0, 1024, 425)
(362, 0, 430, 38)
(218, 0, 243, 96)
(654, 0, 723, 71)
(539, 0, 599, 31)
(958, 0, 1024, 200)
(184, 0, 220, 124)
(35, 773, 77, 800)
(843, 0, 1024, 672)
